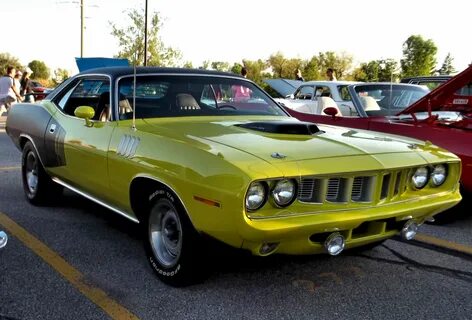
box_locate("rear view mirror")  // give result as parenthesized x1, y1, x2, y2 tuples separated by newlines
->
(74, 106, 95, 126)
(0, 231, 7, 249)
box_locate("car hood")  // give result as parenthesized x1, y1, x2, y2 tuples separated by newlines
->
(142, 117, 437, 164)
(263, 79, 303, 97)
(399, 65, 472, 115)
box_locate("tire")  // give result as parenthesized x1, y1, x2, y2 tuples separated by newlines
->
(21, 141, 62, 205)
(144, 188, 206, 286)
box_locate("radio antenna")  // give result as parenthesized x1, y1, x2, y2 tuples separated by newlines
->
(132, 53, 137, 131)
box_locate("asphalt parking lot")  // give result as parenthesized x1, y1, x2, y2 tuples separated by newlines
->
(1, 115, 471, 320)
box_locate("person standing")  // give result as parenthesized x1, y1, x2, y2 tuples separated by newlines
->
(20, 67, 35, 103)
(14, 70, 22, 101)
(295, 69, 304, 81)
(326, 68, 337, 81)
(0, 66, 22, 112)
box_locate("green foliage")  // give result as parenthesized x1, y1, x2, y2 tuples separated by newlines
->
(230, 63, 242, 75)
(318, 51, 353, 80)
(400, 35, 438, 77)
(28, 60, 50, 80)
(353, 59, 398, 82)
(182, 61, 193, 69)
(0, 52, 22, 75)
(438, 53, 456, 75)
(110, 9, 182, 67)
(267, 52, 304, 79)
(242, 59, 268, 85)
(53, 68, 70, 86)
(211, 61, 231, 72)
(303, 56, 321, 81)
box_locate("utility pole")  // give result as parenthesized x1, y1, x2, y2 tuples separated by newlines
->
(80, 0, 84, 57)
(144, 0, 148, 66)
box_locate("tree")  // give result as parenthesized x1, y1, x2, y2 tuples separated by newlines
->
(0, 52, 22, 74)
(318, 51, 353, 80)
(211, 61, 230, 72)
(353, 59, 399, 82)
(438, 53, 456, 75)
(242, 59, 268, 85)
(267, 52, 288, 78)
(53, 68, 70, 86)
(400, 35, 438, 78)
(303, 56, 321, 81)
(28, 60, 50, 79)
(110, 9, 181, 67)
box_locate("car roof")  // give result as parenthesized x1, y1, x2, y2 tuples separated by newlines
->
(301, 80, 360, 86)
(80, 66, 243, 78)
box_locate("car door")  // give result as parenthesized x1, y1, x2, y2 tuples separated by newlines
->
(46, 76, 116, 201)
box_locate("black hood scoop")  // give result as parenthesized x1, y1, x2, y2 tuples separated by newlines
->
(236, 121, 320, 135)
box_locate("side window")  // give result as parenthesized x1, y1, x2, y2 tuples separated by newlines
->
(315, 86, 332, 98)
(338, 86, 352, 101)
(53, 78, 110, 119)
(294, 86, 314, 100)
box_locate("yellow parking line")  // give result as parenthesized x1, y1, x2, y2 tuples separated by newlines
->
(415, 233, 472, 256)
(0, 211, 140, 320)
(0, 166, 21, 171)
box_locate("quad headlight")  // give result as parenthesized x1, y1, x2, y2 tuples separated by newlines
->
(245, 182, 267, 211)
(411, 167, 429, 189)
(430, 164, 447, 187)
(271, 179, 297, 207)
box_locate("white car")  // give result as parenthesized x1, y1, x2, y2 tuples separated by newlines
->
(273, 80, 361, 116)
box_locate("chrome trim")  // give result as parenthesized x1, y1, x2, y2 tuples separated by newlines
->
(249, 191, 454, 220)
(113, 72, 291, 121)
(131, 174, 196, 227)
(51, 177, 139, 223)
(48, 74, 113, 121)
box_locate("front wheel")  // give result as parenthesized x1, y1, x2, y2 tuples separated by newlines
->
(144, 189, 206, 286)
(21, 141, 62, 205)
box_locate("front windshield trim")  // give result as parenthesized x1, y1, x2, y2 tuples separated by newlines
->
(114, 73, 290, 120)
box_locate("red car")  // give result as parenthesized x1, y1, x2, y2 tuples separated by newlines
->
(284, 66, 472, 195)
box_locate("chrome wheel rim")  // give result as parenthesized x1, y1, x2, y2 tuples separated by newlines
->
(25, 152, 38, 194)
(0, 231, 7, 249)
(149, 200, 182, 268)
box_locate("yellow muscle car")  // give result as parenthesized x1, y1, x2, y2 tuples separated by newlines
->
(6, 67, 461, 286)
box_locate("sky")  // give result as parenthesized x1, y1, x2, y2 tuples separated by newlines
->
(1, 0, 471, 76)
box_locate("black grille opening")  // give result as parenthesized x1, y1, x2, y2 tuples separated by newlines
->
(309, 232, 333, 244)
(393, 172, 402, 196)
(298, 178, 323, 203)
(380, 174, 391, 200)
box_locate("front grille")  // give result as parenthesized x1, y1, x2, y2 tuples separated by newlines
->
(298, 170, 408, 204)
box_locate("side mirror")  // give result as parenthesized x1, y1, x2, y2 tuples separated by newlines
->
(74, 106, 95, 126)
(285, 94, 294, 99)
(0, 231, 7, 249)
(323, 107, 338, 117)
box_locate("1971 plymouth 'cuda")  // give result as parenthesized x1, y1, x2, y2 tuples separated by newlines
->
(6, 67, 462, 286)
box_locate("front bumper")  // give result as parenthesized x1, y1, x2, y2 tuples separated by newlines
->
(239, 189, 461, 256)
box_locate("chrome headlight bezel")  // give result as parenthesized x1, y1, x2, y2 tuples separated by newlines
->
(245, 181, 268, 211)
(410, 167, 429, 189)
(271, 179, 297, 207)
(430, 164, 447, 187)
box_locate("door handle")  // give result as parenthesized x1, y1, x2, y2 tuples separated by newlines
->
(49, 124, 56, 134)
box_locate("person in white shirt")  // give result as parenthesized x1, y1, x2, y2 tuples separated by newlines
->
(14, 70, 22, 100)
(0, 66, 22, 112)
(326, 68, 337, 81)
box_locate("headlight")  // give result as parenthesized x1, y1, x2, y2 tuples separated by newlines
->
(411, 167, 429, 189)
(431, 164, 447, 186)
(271, 179, 297, 207)
(245, 182, 267, 211)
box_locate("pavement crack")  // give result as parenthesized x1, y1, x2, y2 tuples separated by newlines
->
(357, 244, 472, 284)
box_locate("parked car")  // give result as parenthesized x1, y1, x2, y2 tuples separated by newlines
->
(0, 231, 7, 249)
(6, 67, 461, 286)
(30, 80, 50, 101)
(272, 80, 361, 116)
(285, 65, 472, 195)
(401, 75, 452, 90)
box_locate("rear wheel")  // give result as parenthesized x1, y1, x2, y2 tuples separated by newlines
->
(21, 141, 62, 205)
(144, 188, 206, 286)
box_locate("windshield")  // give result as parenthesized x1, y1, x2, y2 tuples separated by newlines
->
(117, 75, 287, 119)
(353, 84, 429, 116)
